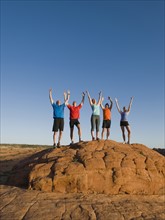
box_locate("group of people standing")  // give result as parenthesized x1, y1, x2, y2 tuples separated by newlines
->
(49, 88, 134, 148)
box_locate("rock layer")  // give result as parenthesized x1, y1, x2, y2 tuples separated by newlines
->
(0, 185, 165, 220)
(7, 140, 165, 195)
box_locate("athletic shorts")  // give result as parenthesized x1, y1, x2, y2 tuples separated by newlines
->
(120, 121, 129, 127)
(91, 115, 100, 132)
(52, 118, 64, 132)
(102, 120, 111, 129)
(69, 119, 80, 128)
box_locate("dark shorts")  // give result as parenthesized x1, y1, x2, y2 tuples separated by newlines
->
(70, 119, 80, 128)
(91, 115, 100, 132)
(102, 120, 111, 129)
(120, 121, 129, 127)
(52, 118, 64, 132)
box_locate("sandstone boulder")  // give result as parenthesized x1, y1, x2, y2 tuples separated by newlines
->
(7, 140, 165, 195)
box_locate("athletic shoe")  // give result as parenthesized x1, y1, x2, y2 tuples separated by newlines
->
(53, 143, 57, 148)
(57, 142, 60, 148)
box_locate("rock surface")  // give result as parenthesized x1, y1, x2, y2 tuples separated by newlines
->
(1, 143, 165, 220)
(0, 185, 165, 220)
(7, 140, 165, 195)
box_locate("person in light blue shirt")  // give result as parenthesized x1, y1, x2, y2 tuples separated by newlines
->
(115, 97, 134, 144)
(86, 91, 102, 140)
(49, 88, 69, 148)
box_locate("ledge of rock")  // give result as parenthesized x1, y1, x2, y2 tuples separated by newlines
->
(7, 140, 165, 195)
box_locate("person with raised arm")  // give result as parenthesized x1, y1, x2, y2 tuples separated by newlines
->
(115, 97, 134, 144)
(49, 88, 69, 148)
(66, 91, 85, 145)
(86, 91, 102, 140)
(100, 96, 113, 140)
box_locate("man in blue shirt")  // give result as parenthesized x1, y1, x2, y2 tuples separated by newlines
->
(49, 88, 69, 148)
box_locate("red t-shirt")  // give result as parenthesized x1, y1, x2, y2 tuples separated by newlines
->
(67, 104, 82, 119)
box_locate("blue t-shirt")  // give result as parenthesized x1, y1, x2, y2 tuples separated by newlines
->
(52, 103, 65, 118)
(91, 104, 100, 116)
(121, 112, 129, 121)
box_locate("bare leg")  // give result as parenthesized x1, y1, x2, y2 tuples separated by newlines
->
(126, 126, 131, 144)
(91, 130, 95, 140)
(101, 128, 104, 139)
(96, 131, 99, 140)
(121, 126, 126, 144)
(58, 131, 62, 146)
(53, 132, 57, 145)
(70, 127, 74, 142)
(107, 128, 110, 140)
(77, 124, 82, 141)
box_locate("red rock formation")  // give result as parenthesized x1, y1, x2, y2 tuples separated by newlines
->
(7, 140, 165, 195)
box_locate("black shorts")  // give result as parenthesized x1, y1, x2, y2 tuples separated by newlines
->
(70, 119, 80, 128)
(120, 121, 129, 126)
(52, 118, 64, 132)
(102, 120, 111, 129)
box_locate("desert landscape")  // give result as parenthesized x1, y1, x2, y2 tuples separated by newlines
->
(0, 140, 165, 220)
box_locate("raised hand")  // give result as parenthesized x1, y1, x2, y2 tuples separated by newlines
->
(108, 96, 113, 102)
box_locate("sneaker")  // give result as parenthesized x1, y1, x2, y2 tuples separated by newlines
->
(53, 143, 57, 148)
(92, 137, 95, 141)
(70, 141, 74, 145)
(96, 138, 100, 141)
(57, 142, 60, 148)
(123, 142, 126, 144)
(79, 138, 83, 142)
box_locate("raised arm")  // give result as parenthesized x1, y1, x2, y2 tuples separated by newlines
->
(127, 97, 134, 112)
(65, 90, 70, 105)
(80, 92, 85, 106)
(49, 88, 54, 105)
(115, 98, 121, 113)
(64, 91, 67, 102)
(97, 91, 102, 105)
(108, 97, 113, 110)
(86, 91, 93, 105)
(100, 97, 104, 109)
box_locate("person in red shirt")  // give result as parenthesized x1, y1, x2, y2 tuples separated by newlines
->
(100, 96, 113, 140)
(67, 91, 85, 144)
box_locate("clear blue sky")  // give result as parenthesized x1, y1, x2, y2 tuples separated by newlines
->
(1, 0, 164, 148)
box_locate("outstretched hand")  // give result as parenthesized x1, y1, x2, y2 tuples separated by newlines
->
(115, 98, 118, 102)
(49, 88, 52, 92)
(108, 96, 113, 102)
(82, 92, 85, 96)
(67, 90, 70, 95)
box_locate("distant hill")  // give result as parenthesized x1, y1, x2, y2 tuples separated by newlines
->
(153, 148, 165, 156)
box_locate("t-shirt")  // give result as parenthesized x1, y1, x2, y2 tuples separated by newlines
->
(67, 104, 82, 119)
(121, 112, 129, 121)
(52, 103, 65, 118)
(103, 108, 111, 120)
(91, 104, 100, 116)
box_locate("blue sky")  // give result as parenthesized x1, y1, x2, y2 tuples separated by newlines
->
(1, 0, 164, 148)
